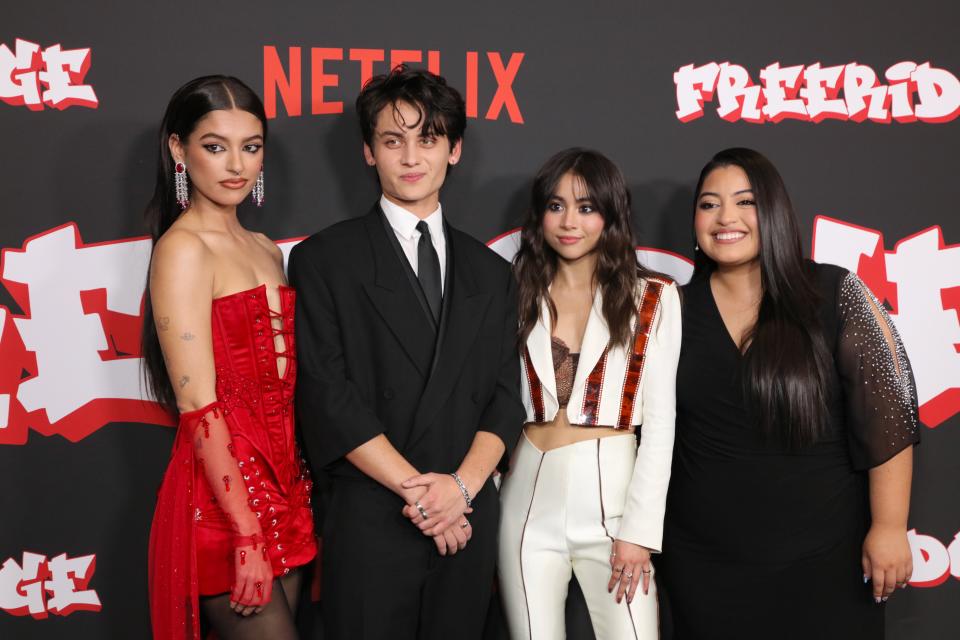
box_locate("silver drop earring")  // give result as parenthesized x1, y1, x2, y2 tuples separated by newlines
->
(252, 167, 264, 207)
(174, 161, 189, 210)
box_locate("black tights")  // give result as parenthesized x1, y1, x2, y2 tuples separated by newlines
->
(200, 569, 303, 640)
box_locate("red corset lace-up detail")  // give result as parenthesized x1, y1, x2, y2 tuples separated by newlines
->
(149, 285, 317, 640)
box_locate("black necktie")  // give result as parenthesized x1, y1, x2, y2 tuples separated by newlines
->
(416, 220, 442, 324)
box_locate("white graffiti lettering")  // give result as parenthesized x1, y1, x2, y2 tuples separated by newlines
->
(0, 552, 101, 618)
(675, 61, 960, 124)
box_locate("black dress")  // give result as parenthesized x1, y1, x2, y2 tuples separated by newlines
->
(658, 262, 920, 640)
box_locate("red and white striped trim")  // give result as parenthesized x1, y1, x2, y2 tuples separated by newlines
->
(616, 280, 664, 429)
(522, 347, 545, 423)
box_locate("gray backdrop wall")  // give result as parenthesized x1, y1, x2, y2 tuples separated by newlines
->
(1, 2, 958, 638)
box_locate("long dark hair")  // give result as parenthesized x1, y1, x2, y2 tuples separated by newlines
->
(515, 148, 661, 349)
(693, 148, 832, 447)
(141, 76, 268, 413)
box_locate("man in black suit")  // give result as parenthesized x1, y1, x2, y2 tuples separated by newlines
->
(288, 66, 523, 639)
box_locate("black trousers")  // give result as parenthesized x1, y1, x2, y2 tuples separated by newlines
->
(321, 477, 499, 640)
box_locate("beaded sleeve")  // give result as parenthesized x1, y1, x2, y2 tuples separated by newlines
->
(182, 401, 265, 547)
(837, 272, 920, 469)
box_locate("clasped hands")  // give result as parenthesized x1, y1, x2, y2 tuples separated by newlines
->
(400, 472, 473, 556)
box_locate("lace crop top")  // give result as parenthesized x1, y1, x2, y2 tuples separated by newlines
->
(552, 336, 579, 408)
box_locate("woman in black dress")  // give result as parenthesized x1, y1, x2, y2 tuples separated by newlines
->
(659, 148, 919, 639)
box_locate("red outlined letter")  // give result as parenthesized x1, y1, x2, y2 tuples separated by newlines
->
(263, 46, 301, 119)
(390, 49, 422, 70)
(800, 62, 847, 122)
(912, 62, 960, 123)
(760, 62, 808, 122)
(310, 47, 344, 115)
(485, 52, 524, 124)
(673, 63, 720, 122)
(349, 48, 384, 89)
(885, 61, 918, 123)
(715, 62, 764, 123)
(465, 51, 478, 118)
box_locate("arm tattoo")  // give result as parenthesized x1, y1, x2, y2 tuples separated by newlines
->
(178, 375, 190, 388)
(157, 316, 170, 331)
(180, 332, 195, 341)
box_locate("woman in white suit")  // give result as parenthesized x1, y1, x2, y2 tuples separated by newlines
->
(498, 148, 681, 639)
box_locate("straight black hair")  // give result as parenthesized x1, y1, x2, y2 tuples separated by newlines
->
(356, 64, 466, 151)
(693, 147, 832, 448)
(141, 75, 268, 413)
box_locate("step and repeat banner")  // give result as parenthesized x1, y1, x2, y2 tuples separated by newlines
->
(1, 2, 958, 638)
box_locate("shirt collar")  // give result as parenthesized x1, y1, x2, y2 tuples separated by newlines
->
(380, 195, 443, 241)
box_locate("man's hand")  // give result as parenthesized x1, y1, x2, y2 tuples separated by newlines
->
(401, 473, 471, 536)
(428, 516, 473, 556)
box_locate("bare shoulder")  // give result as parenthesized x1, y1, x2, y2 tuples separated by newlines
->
(154, 227, 209, 262)
(252, 231, 282, 253)
(151, 227, 213, 288)
(251, 231, 284, 264)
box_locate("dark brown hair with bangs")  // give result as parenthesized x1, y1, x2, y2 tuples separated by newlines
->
(515, 148, 663, 349)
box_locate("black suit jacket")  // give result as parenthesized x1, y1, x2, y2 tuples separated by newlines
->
(288, 205, 524, 485)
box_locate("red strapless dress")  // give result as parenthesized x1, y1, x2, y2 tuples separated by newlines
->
(148, 284, 317, 639)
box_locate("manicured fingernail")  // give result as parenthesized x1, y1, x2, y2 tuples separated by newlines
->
(874, 597, 882, 604)
(881, 596, 889, 602)
(863, 575, 869, 584)
(901, 583, 908, 589)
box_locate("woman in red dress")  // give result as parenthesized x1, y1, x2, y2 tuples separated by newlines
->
(142, 76, 316, 639)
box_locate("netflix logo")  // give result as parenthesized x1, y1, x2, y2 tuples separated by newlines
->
(262, 46, 525, 124)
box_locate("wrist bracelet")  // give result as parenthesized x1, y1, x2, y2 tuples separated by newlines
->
(234, 532, 265, 549)
(450, 472, 472, 508)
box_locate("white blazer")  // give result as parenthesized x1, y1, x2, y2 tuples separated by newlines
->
(520, 277, 681, 551)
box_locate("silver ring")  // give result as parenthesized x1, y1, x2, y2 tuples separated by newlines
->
(625, 572, 634, 579)
(415, 501, 428, 520)
(461, 521, 470, 529)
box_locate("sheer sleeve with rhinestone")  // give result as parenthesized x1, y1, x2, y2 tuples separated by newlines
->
(837, 272, 920, 470)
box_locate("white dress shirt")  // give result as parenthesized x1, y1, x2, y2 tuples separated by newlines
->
(379, 195, 447, 293)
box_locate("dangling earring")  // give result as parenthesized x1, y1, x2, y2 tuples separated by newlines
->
(174, 162, 189, 210)
(252, 166, 264, 207)
(694, 242, 700, 252)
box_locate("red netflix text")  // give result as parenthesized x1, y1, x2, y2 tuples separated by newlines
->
(263, 46, 525, 124)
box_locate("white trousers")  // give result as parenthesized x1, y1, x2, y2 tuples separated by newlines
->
(498, 433, 658, 640)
